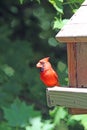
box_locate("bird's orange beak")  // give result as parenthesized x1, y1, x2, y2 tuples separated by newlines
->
(36, 62, 42, 68)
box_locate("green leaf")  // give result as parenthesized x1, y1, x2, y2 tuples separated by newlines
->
(0, 122, 12, 130)
(42, 120, 54, 130)
(69, 115, 87, 130)
(26, 117, 42, 130)
(53, 18, 68, 29)
(57, 120, 68, 130)
(72, 9, 78, 13)
(58, 61, 66, 72)
(19, 0, 24, 4)
(48, 37, 58, 47)
(49, 0, 63, 14)
(1, 64, 15, 77)
(36, 0, 40, 4)
(26, 117, 54, 130)
(50, 107, 68, 125)
(3, 98, 41, 128)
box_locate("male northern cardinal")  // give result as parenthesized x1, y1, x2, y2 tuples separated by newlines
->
(36, 57, 60, 87)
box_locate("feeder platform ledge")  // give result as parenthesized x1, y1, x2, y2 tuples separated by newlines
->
(46, 86, 87, 109)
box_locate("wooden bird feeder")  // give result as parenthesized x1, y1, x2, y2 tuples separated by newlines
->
(46, 0, 87, 114)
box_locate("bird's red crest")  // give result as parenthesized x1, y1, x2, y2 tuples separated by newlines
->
(40, 57, 50, 62)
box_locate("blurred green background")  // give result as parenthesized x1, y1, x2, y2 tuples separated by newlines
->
(0, 0, 87, 130)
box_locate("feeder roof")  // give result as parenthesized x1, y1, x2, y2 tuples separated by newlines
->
(56, 0, 87, 43)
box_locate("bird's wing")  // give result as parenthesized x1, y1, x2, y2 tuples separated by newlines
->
(52, 69, 60, 86)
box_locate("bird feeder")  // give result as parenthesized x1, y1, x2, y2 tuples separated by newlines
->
(46, 0, 87, 114)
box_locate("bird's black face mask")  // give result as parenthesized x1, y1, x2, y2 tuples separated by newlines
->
(40, 62, 44, 72)
(40, 67, 44, 72)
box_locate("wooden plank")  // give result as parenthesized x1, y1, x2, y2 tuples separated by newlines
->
(67, 43, 87, 114)
(56, 36, 87, 43)
(56, 24, 87, 43)
(76, 43, 87, 87)
(69, 43, 87, 114)
(67, 43, 77, 87)
(69, 108, 87, 115)
(46, 87, 87, 109)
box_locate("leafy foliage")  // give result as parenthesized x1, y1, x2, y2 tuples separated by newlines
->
(2, 98, 53, 129)
(0, 0, 86, 130)
(3, 98, 41, 128)
(49, 0, 63, 14)
(26, 117, 54, 130)
(0, 122, 12, 130)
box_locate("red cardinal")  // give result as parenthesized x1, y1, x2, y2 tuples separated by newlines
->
(36, 57, 60, 87)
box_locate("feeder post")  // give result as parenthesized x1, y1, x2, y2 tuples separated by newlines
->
(55, 0, 87, 114)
